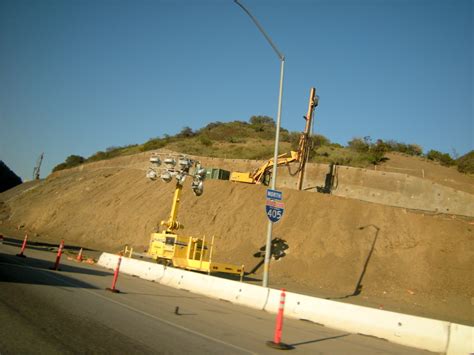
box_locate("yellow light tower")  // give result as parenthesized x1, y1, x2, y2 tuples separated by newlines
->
(145, 154, 243, 277)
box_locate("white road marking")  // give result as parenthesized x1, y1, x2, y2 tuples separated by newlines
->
(0, 258, 256, 354)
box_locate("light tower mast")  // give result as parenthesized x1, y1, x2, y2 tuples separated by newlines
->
(33, 153, 44, 180)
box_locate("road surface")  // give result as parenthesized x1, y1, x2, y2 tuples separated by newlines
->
(0, 241, 432, 354)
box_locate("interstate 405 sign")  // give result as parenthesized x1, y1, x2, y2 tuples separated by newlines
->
(266, 189, 284, 223)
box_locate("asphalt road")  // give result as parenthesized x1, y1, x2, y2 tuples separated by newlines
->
(0, 242, 433, 354)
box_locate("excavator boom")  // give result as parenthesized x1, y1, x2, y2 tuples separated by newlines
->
(230, 88, 318, 186)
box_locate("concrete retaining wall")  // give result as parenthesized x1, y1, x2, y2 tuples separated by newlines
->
(276, 163, 474, 217)
(97, 253, 473, 354)
(200, 156, 474, 217)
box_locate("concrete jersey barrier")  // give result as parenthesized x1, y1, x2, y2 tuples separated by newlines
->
(97, 253, 472, 354)
(446, 323, 473, 355)
(264, 288, 450, 353)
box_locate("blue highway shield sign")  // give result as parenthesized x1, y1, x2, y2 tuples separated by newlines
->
(266, 198, 284, 223)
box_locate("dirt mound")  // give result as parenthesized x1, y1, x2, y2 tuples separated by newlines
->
(1, 152, 473, 325)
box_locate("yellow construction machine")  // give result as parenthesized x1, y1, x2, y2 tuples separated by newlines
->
(230, 87, 319, 189)
(145, 154, 244, 278)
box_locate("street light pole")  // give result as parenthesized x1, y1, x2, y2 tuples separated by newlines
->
(234, 0, 285, 288)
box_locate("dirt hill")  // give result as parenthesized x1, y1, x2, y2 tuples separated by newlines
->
(377, 152, 474, 194)
(0, 160, 22, 193)
(0, 150, 473, 326)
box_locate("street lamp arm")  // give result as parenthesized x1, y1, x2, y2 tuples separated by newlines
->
(234, 0, 285, 288)
(234, 0, 285, 61)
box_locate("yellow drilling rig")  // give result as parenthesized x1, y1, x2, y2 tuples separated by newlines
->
(145, 154, 244, 277)
(230, 87, 319, 189)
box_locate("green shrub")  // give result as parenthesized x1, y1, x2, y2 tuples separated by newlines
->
(177, 126, 195, 138)
(384, 140, 423, 156)
(367, 139, 389, 164)
(426, 150, 455, 166)
(289, 132, 301, 151)
(249, 115, 275, 127)
(86, 151, 107, 162)
(141, 137, 167, 152)
(65, 155, 85, 166)
(289, 132, 329, 150)
(52, 155, 85, 172)
(226, 136, 246, 144)
(405, 144, 423, 156)
(348, 137, 370, 153)
(52, 162, 68, 172)
(345, 137, 387, 165)
(199, 135, 213, 146)
(200, 121, 224, 132)
(200, 121, 251, 141)
(456, 150, 474, 174)
(249, 115, 277, 139)
(312, 134, 331, 148)
(280, 128, 291, 142)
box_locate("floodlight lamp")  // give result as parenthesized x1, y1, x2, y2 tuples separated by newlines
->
(192, 180, 204, 196)
(176, 173, 186, 186)
(146, 169, 158, 181)
(149, 155, 161, 166)
(314, 95, 320, 107)
(178, 158, 191, 170)
(160, 171, 172, 183)
(164, 157, 176, 168)
(196, 168, 206, 179)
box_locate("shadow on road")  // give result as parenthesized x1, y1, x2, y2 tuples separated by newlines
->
(2, 236, 97, 252)
(118, 291, 204, 299)
(0, 252, 110, 289)
(290, 333, 350, 347)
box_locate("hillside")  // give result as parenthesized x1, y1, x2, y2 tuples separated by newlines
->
(0, 160, 22, 193)
(1, 149, 473, 326)
(53, 117, 473, 176)
(377, 152, 474, 194)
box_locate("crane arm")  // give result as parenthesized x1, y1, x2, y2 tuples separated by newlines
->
(229, 87, 318, 185)
(251, 151, 299, 184)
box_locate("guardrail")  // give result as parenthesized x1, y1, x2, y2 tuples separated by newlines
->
(98, 253, 472, 354)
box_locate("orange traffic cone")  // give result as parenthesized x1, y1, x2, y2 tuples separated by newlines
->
(76, 248, 83, 262)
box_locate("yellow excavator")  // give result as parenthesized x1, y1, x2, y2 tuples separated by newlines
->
(229, 87, 319, 189)
(145, 155, 244, 277)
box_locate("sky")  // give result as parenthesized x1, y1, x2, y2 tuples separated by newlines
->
(0, 0, 472, 181)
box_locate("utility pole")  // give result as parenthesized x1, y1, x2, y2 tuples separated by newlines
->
(235, 0, 285, 288)
(296, 88, 318, 190)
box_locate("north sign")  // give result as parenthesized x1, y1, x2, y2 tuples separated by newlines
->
(266, 189, 284, 223)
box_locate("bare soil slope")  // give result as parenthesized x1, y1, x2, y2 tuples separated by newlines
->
(1, 152, 473, 325)
(378, 152, 474, 194)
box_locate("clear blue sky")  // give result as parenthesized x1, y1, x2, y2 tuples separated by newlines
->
(1, 0, 472, 181)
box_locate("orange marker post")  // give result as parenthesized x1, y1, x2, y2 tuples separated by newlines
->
(106, 255, 122, 293)
(49, 240, 64, 270)
(16, 234, 28, 258)
(266, 289, 293, 350)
